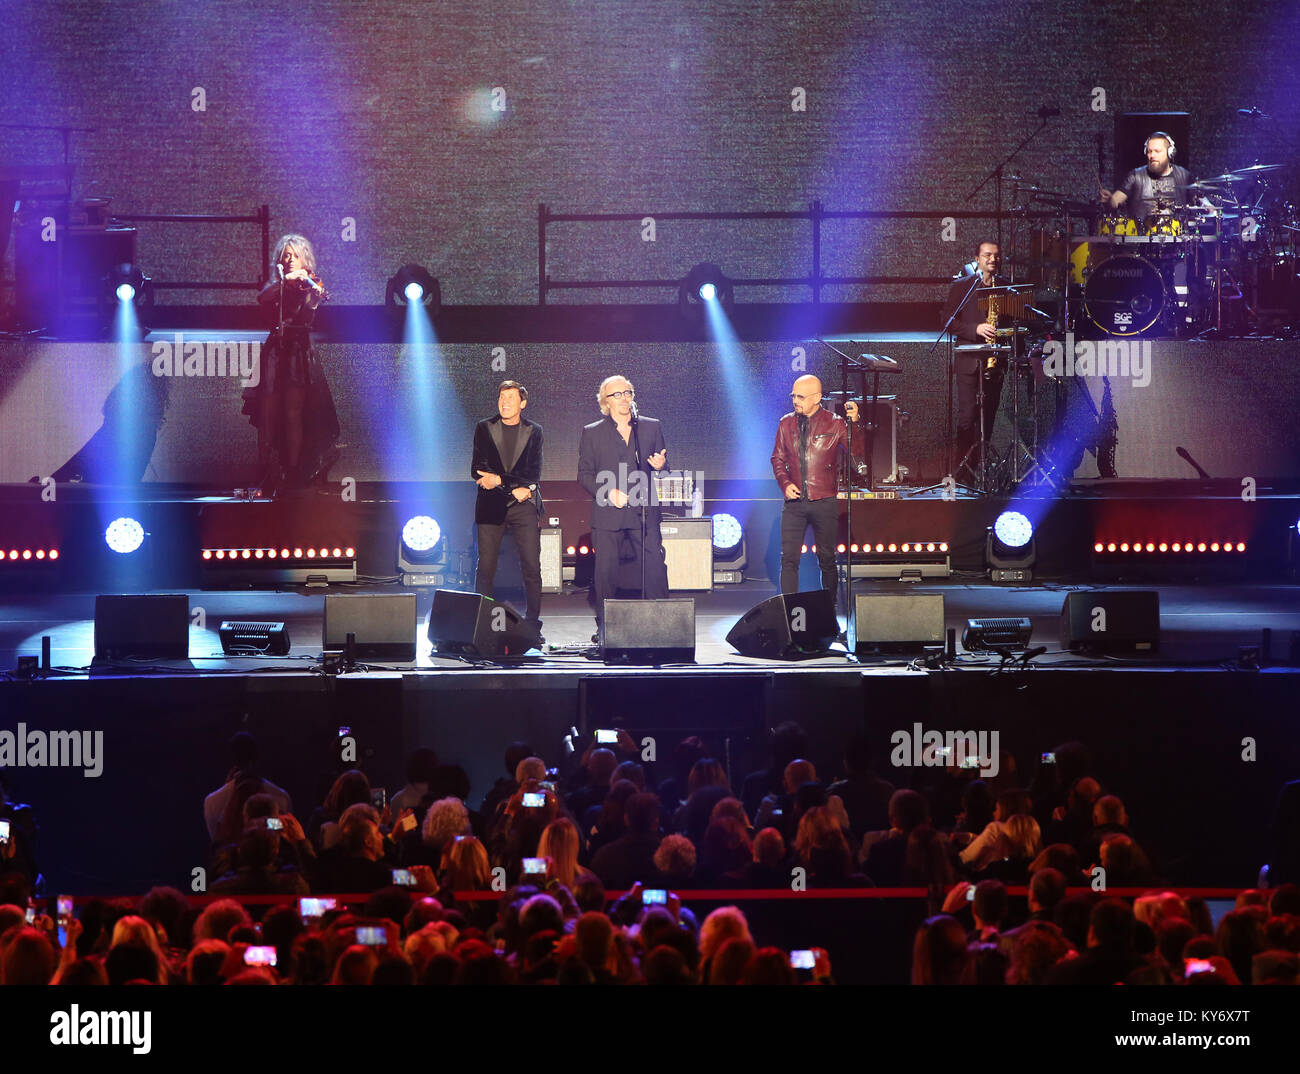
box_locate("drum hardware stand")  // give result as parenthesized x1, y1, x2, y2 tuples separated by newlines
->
(1006, 337, 1066, 490)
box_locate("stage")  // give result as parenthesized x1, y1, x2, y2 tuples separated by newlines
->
(2, 573, 1299, 897)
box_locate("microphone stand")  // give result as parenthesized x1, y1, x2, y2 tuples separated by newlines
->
(629, 404, 647, 601)
(913, 274, 982, 497)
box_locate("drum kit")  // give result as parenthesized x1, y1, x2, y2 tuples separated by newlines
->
(1020, 162, 1299, 337)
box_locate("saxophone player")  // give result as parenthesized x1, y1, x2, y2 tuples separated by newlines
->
(940, 240, 1006, 481)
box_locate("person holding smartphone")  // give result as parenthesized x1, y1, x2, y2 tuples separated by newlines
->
(0, 772, 38, 886)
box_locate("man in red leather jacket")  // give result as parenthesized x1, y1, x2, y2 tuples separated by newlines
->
(770, 375, 864, 609)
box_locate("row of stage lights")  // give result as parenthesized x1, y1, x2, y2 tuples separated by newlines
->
(383, 263, 734, 322)
(203, 547, 356, 561)
(93, 258, 731, 342)
(1095, 541, 1247, 553)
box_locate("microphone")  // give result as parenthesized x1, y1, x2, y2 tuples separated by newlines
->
(1037, 105, 1061, 118)
(276, 263, 284, 280)
(629, 400, 639, 424)
(1176, 446, 1211, 479)
(1237, 106, 1270, 118)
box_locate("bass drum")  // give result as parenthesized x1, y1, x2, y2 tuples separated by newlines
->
(1083, 254, 1168, 337)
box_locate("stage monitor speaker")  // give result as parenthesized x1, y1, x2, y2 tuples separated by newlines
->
(93, 594, 189, 661)
(323, 593, 417, 660)
(1061, 590, 1159, 653)
(726, 589, 837, 660)
(661, 517, 714, 591)
(854, 593, 945, 653)
(427, 589, 538, 657)
(602, 599, 695, 665)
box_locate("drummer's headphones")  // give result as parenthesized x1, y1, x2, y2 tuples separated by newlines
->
(1143, 132, 1176, 159)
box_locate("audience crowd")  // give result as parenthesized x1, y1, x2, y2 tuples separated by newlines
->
(1, 727, 1297, 985)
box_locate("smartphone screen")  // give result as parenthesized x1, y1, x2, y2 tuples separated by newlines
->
(370, 788, 387, 809)
(0, 818, 10, 843)
(57, 896, 73, 923)
(522, 857, 547, 875)
(1041, 752, 1056, 764)
(790, 949, 815, 970)
(391, 868, 415, 887)
(244, 945, 278, 967)
(522, 792, 545, 808)
(299, 897, 336, 919)
(966, 885, 976, 902)
(356, 925, 387, 946)
(596, 729, 618, 744)
(642, 889, 667, 905)
(265, 817, 283, 831)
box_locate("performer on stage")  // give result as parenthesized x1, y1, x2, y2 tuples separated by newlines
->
(470, 380, 545, 638)
(770, 375, 863, 613)
(577, 375, 670, 640)
(940, 240, 1006, 480)
(242, 234, 340, 497)
(1102, 132, 1194, 220)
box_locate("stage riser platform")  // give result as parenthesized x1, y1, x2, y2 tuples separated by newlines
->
(1, 485, 1297, 590)
(3, 338, 1299, 489)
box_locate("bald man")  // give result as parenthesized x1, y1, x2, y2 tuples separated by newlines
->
(770, 376, 864, 608)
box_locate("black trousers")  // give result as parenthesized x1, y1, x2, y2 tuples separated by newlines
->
(779, 496, 839, 603)
(955, 361, 1006, 479)
(592, 520, 669, 625)
(475, 502, 542, 622)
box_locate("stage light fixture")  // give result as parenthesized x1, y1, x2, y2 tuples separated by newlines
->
(712, 513, 743, 553)
(986, 512, 1036, 582)
(385, 264, 441, 318)
(710, 512, 747, 582)
(993, 510, 1033, 548)
(104, 517, 145, 555)
(401, 515, 441, 553)
(107, 263, 149, 307)
(398, 514, 451, 586)
(677, 263, 734, 320)
(845, 538, 951, 580)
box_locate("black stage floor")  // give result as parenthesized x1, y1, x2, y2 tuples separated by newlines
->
(3, 577, 1300, 673)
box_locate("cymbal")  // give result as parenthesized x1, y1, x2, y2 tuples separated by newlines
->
(859, 354, 900, 371)
(1232, 163, 1282, 175)
(1198, 173, 1247, 185)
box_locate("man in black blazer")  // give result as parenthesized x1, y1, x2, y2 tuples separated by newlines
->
(470, 380, 545, 633)
(577, 375, 670, 638)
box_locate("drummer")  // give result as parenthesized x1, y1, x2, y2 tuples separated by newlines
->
(1101, 131, 1200, 221)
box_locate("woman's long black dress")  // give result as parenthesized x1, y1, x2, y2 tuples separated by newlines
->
(241, 278, 340, 492)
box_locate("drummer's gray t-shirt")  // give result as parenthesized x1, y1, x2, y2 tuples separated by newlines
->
(1121, 163, 1193, 220)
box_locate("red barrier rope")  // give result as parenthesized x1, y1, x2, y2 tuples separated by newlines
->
(59, 885, 1250, 907)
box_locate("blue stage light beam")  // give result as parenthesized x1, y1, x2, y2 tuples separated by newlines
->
(700, 298, 770, 479)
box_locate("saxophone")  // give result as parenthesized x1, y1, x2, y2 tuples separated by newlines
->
(983, 286, 1001, 371)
